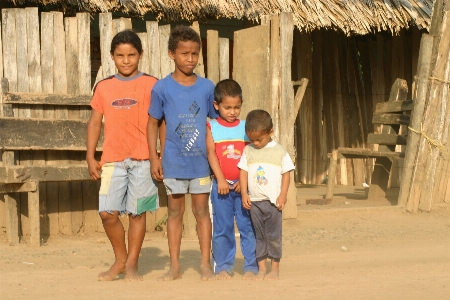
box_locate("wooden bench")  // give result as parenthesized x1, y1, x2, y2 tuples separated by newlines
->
(0, 78, 102, 246)
(325, 79, 411, 201)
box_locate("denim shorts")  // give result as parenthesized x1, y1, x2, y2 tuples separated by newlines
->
(163, 177, 212, 195)
(99, 158, 159, 216)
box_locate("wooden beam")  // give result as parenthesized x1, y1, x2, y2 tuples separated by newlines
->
(0, 118, 103, 151)
(2, 92, 91, 106)
(0, 165, 91, 183)
(372, 113, 411, 125)
(336, 148, 403, 159)
(367, 133, 407, 146)
(0, 182, 36, 193)
(375, 100, 413, 113)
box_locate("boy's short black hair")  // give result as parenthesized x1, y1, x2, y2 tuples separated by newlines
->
(245, 109, 273, 134)
(168, 25, 201, 53)
(214, 79, 242, 104)
(110, 29, 143, 54)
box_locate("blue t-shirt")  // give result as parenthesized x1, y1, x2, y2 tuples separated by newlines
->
(149, 74, 218, 179)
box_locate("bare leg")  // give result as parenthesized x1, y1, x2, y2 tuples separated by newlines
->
(98, 211, 127, 281)
(253, 259, 267, 281)
(158, 194, 184, 281)
(191, 193, 216, 281)
(124, 213, 146, 282)
(264, 260, 279, 280)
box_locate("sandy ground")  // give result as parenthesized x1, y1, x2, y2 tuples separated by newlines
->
(1, 186, 450, 300)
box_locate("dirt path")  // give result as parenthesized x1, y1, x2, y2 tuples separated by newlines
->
(1, 204, 450, 300)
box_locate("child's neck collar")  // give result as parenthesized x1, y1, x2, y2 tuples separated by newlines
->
(171, 72, 197, 86)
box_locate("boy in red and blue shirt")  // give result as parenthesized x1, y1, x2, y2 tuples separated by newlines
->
(206, 79, 258, 280)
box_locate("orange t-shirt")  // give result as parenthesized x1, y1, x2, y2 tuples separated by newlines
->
(90, 73, 158, 166)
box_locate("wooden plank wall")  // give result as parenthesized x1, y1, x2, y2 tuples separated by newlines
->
(0, 10, 232, 239)
(292, 28, 421, 185)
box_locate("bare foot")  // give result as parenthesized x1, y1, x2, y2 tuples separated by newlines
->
(200, 265, 216, 281)
(124, 266, 143, 282)
(264, 271, 279, 281)
(157, 268, 182, 281)
(252, 270, 266, 281)
(216, 270, 231, 280)
(98, 261, 125, 281)
(242, 271, 257, 280)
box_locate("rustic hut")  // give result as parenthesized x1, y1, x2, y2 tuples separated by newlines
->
(0, 0, 436, 244)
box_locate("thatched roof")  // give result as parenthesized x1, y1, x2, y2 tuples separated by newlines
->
(7, 0, 434, 35)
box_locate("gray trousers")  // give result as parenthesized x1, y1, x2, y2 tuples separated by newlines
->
(250, 200, 282, 262)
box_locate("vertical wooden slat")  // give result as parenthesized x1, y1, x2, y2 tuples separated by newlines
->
(159, 25, 173, 78)
(137, 32, 149, 74)
(279, 12, 297, 219)
(65, 17, 79, 95)
(15, 9, 29, 95)
(146, 21, 160, 78)
(82, 180, 100, 234)
(112, 17, 132, 36)
(218, 38, 229, 81)
(0, 10, 3, 78)
(77, 12, 91, 95)
(99, 13, 115, 78)
(1, 79, 19, 245)
(28, 184, 40, 246)
(2, 9, 17, 93)
(191, 22, 205, 77)
(41, 12, 54, 119)
(206, 30, 219, 84)
(311, 31, 325, 184)
(269, 15, 280, 139)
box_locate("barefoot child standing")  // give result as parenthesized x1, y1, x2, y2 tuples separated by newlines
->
(147, 25, 218, 281)
(205, 79, 258, 280)
(238, 110, 295, 280)
(86, 30, 159, 281)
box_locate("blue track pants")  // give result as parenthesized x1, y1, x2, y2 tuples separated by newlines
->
(211, 179, 258, 274)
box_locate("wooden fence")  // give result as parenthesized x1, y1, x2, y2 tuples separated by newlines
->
(0, 9, 231, 240)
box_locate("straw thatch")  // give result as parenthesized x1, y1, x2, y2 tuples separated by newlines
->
(6, 0, 433, 35)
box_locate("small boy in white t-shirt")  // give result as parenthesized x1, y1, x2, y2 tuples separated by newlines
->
(238, 109, 295, 281)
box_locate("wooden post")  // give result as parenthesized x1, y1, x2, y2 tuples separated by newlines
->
(2, 9, 17, 93)
(191, 22, 205, 77)
(159, 25, 173, 78)
(219, 38, 229, 80)
(146, 21, 161, 78)
(268, 15, 280, 139)
(137, 32, 150, 74)
(28, 183, 40, 246)
(206, 30, 219, 84)
(65, 17, 79, 95)
(399, 34, 434, 207)
(99, 13, 115, 78)
(112, 17, 131, 36)
(1, 79, 19, 245)
(77, 13, 91, 95)
(325, 150, 339, 199)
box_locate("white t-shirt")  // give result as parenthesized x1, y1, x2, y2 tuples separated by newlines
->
(238, 140, 295, 204)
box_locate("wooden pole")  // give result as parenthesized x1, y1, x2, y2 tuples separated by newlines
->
(137, 32, 150, 74)
(206, 30, 219, 84)
(399, 34, 434, 207)
(191, 22, 205, 77)
(159, 25, 173, 78)
(99, 13, 114, 78)
(219, 38, 229, 80)
(146, 21, 161, 78)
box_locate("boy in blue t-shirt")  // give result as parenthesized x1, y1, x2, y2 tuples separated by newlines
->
(147, 25, 218, 281)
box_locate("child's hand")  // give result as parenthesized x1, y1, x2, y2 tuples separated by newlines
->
(87, 158, 101, 180)
(275, 194, 287, 211)
(232, 181, 241, 193)
(150, 158, 164, 181)
(217, 178, 230, 195)
(242, 193, 251, 210)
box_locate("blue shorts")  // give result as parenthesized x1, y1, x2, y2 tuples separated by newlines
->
(99, 158, 159, 216)
(163, 177, 212, 195)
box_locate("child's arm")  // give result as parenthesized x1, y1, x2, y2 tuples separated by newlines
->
(275, 171, 291, 210)
(147, 116, 163, 181)
(86, 110, 103, 180)
(206, 126, 229, 195)
(240, 169, 251, 210)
